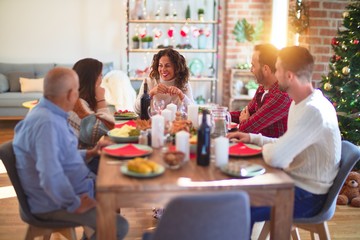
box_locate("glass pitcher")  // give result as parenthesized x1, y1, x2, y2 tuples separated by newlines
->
(210, 107, 231, 138)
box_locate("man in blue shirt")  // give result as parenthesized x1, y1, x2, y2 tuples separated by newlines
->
(13, 67, 128, 239)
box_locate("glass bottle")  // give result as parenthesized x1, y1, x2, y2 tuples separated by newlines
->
(196, 110, 211, 166)
(140, 78, 151, 120)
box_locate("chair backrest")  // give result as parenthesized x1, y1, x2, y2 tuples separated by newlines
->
(295, 140, 360, 224)
(0, 141, 78, 228)
(150, 191, 251, 240)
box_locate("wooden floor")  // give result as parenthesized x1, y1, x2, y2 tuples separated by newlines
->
(1, 120, 360, 240)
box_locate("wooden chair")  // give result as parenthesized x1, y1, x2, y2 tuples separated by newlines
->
(142, 191, 251, 240)
(258, 140, 360, 240)
(0, 141, 80, 240)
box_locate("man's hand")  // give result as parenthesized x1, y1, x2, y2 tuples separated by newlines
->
(74, 194, 96, 214)
(239, 106, 250, 122)
(226, 131, 250, 143)
(86, 138, 114, 159)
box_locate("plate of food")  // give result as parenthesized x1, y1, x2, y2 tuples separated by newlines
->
(114, 110, 138, 120)
(220, 162, 265, 178)
(108, 125, 140, 143)
(103, 144, 152, 158)
(121, 158, 165, 178)
(228, 142, 262, 157)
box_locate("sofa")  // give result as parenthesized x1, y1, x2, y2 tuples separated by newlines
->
(0, 62, 113, 120)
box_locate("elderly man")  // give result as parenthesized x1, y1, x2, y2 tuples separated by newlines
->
(228, 46, 341, 234)
(13, 67, 128, 239)
(231, 43, 291, 137)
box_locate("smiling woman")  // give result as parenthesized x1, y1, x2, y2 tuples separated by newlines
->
(133, 48, 195, 115)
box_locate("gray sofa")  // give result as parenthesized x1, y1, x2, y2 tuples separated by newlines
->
(0, 62, 113, 120)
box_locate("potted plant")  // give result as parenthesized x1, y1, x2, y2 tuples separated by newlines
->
(141, 36, 153, 49)
(132, 36, 139, 49)
(198, 8, 204, 21)
(245, 80, 259, 97)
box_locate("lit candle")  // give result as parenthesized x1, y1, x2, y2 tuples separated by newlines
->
(187, 104, 199, 128)
(166, 103, 177, 121)
(176, 130, 190, 161)
(214, 136, 229, 167)
(151, 114, 164, 148)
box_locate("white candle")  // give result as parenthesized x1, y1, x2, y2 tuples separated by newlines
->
(214, 136, 229, 167)
(176, 131, 190, 161)
(166, 103, 177, 121)
(187, 104, 199, 128)
(161, 109, 172, 123)
(151, 114, 164, 148)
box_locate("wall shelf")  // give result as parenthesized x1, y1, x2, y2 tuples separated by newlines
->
(126, 0, 220, 102)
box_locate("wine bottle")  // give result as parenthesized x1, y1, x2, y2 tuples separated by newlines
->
(196, 110, 211, 166)
(140, 78, 151, 120)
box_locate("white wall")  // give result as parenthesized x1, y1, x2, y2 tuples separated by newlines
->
(0, 0, 127, 70)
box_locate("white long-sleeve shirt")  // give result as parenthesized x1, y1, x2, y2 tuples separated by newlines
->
(134, 78, 194, 115)
(250, 90, 341, 194)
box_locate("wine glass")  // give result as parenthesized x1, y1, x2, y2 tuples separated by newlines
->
(147, 99, 165, 117)
(153, 99, 165, 115)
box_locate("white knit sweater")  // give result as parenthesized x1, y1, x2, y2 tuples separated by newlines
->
(250, 90, 341, 194)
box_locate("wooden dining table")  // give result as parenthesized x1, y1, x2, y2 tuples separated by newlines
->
(96, 146, 294, 240)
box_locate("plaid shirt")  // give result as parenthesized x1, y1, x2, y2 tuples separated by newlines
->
(230, 82, 291, 138)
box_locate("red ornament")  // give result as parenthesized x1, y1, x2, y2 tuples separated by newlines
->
(167, 27, 174, 38)
(353, 39, 359, 45)
(336, 55, 341, 61)
(332, 102, 337, 108)
(331, 38, 339, 46)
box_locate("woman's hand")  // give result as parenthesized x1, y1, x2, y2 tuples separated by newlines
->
(167, 86, 184, 100)
(226, 131, 250, 143)
(95, 85, 106, 101)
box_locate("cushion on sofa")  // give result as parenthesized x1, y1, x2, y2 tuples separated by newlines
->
(20, 77, 44, 92)
(0, 73, 9, 93)
(7, 72, 35, 92)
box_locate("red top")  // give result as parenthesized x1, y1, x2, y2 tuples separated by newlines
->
(230, 82, 291, 138)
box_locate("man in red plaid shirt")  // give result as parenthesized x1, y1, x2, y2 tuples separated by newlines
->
(230, 44, 291, 138)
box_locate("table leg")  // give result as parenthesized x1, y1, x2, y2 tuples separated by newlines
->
(97, 192, 117, 240)
(270, 187, 294, 240)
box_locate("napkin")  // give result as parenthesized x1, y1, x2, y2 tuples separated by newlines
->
(103, 144, 148, 157)
(115, 120, 137, 129)
(229, 142, 262, 155)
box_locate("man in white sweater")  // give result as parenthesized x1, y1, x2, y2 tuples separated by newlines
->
(227, 46, 341, 232)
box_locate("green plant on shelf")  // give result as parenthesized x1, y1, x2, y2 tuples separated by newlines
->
(245, 80, 259, 90)
(132, 36, 139, 42)
(141, 36, 153, 42)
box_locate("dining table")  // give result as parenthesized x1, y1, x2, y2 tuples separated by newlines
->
(96, 144, 295, 240)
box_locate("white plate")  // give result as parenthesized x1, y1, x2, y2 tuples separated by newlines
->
(103, 144, 152, 158)
(229, 143, 262, 157)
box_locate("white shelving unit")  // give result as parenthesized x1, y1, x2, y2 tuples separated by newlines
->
(229, 69, 255, 111)
(126, 0, 220, 102)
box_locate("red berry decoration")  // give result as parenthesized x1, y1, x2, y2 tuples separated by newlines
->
(353, 39, 359, 45)
(331, 37, 339, 45)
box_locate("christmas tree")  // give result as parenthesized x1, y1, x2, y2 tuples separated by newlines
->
(321, 0, 360, 150)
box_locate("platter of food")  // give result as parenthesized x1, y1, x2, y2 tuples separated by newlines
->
(114, 110, 138, 120)
(108, 125, 140, 143)
(121, 158, 164, 178)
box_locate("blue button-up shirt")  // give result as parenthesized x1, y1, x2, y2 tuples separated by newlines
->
(13, 97, 95, 214)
